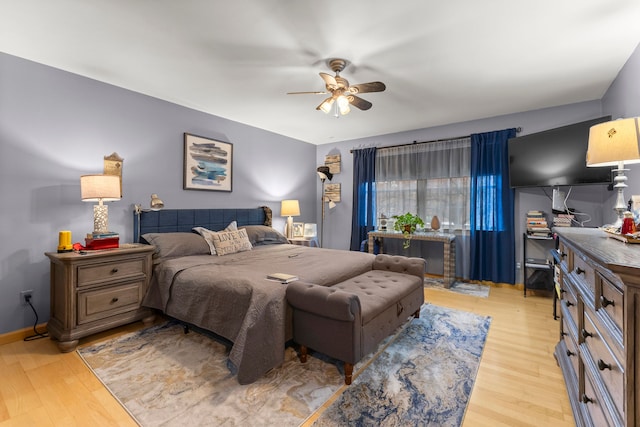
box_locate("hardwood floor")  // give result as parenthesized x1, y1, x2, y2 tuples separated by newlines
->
(0, 286, 573, 426)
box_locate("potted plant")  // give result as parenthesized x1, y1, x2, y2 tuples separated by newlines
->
(392, 212, 425, 248)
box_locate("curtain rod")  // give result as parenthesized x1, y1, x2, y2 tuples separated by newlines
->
(349, 126, 522, 153)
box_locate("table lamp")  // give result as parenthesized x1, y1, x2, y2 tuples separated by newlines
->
(281, 199, 300, 239)
(81, 174, 121, 235)
(587, 117, 640, 227)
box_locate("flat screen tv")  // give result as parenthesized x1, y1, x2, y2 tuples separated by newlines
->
(508, 116, 613, 188)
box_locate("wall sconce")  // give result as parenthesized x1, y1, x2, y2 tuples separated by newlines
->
(134, 194, 165, 214)
(80, 174, 121, 235)
(587, 117, 640, 227)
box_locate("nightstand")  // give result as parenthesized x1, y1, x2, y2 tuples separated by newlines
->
(45, 244, 155, 352)
(288, 237, 319, 247)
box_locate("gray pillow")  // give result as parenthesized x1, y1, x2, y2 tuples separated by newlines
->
(240, 225, 289, 246)
(141, 232, 210, 260)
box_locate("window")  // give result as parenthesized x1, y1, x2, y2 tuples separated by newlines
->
(375, 139, 471, 231)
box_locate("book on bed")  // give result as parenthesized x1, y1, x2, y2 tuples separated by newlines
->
(266, 273, 299, 284)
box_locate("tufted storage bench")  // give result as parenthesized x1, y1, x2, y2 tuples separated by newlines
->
(286, 254, 425, 384)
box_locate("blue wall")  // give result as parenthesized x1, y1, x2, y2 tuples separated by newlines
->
(0, 53, 317, 334)
(317, 42, 640, 281)
(2, 41, 639, 333)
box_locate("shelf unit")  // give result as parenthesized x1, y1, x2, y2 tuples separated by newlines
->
(523, 233, 554, 296)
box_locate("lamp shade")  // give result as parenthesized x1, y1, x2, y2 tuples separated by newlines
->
(80, 174, 121, 202)
(316, 165, 333, 181)
(281, 199, 300, 217)
(587, 117, 640, 167)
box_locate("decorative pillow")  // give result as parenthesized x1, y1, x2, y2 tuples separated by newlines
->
(193, 221, 238, 255)
(141, 232, 210, 260)
(211, 229, 253, 256)
(240, 225, 289, 246)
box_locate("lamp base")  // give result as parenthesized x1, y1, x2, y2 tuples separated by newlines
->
(93, 204, 110, 234)
(286, 216, 294, 239)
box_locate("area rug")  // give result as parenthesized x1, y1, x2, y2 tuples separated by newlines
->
(78, 304, 490, 427)
(313, 304, 491, 426)
(424, 277, 490, 298)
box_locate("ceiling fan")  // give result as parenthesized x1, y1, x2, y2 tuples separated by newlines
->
(287, 58, 386, 116)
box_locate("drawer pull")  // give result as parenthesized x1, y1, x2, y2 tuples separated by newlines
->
(566, 349, 575, 357)
(600, 295, 615, 308)
(565, 300, 574, 307)
(111, 268, 119, 273)
(581, 394, 593, 404)
(111, 297, 119, 303)
(575, 267, 585, 275)
(581, 329, 593, 339)
(597, 359, 612, 371)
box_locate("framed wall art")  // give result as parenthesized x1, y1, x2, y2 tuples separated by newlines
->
(183, 133, 233, 192)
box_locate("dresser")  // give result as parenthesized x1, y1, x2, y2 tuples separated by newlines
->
(554, 228, 639, 426)
(45, 244, 155, 352)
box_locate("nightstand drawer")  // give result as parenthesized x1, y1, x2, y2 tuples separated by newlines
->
(77, 258, 146, 287)
(77, 281, 143, 324)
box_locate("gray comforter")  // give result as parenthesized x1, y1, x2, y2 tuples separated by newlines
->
(142, 244, 376, 384)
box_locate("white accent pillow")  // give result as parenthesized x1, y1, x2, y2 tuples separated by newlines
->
(211, 229, 253, 256)
(193, 221, 238, 255)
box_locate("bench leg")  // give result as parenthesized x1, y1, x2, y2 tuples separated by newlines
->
(299, 345, 308, 363)
(344, 363, 353, 385)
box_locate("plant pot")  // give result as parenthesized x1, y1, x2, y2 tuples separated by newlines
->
(403, 224, 413, 233)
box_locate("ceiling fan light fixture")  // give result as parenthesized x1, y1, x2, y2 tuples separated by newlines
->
(318, 97, 334, 114)
(337, 95, 350, 115)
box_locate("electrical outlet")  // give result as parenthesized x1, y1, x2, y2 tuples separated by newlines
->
(516, 262, 521, 270)
(20, 290, 33, 305)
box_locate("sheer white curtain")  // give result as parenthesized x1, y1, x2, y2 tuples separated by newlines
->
(375, 138, 471, 278)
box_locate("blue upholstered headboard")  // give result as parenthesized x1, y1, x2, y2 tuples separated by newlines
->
(133, 206, 272, 242)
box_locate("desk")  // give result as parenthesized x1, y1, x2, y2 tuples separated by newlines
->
(368, 231, 456, 288)
(288, 237, 319, 247)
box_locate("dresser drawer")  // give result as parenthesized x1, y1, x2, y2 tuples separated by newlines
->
(77, 258, 146, 287)
(561, 320, 580, 381)
(582, 367, 612, 427)
(582, 310, 624, 418)
(558, 240, 571, 272)
(572, 253, 595, 296)
(562, 277, 579, 330)
(596, 273, 623, 334)
(77, 281, 144, 324)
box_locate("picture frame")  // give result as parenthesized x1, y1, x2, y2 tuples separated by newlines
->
(292, 222, 304, 238)
(183, 133, 233, 192)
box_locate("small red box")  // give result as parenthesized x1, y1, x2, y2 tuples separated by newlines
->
(85, 236, 119, 250)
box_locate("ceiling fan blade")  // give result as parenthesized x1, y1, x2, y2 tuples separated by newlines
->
(348, 81, 386, 94)
(319, 72, 338, 90)
(348, 95, 372, 111)
(287, 91, 327, 95)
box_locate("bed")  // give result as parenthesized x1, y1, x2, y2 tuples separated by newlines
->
(134, 207, 376, 384)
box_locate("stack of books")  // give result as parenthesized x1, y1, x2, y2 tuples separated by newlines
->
(526, 210, 552, 237)
(85, 232, 119, 249)
(553, 214, 574, 227)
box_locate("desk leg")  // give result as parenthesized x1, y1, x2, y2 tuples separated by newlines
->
(443, 240, 455, 288)
(368, 234, 374, 254)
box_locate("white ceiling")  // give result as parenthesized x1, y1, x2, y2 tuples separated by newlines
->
(2, 1, 640, 145)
